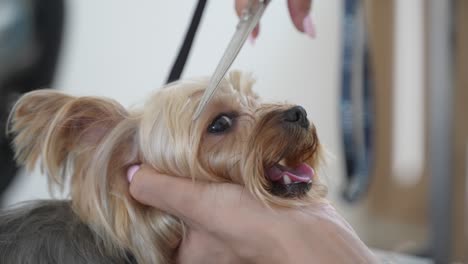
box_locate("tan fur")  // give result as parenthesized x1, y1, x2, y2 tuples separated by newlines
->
(8, 71, 327, 263)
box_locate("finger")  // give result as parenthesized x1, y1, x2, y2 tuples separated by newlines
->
(252, 24, 260, 39)
(129, 165, 210, 222)
(287, 0, 315, 37)
(236, 0, 261, 41)
(128, 165, 249, 230)
(234, 0, 249, 17)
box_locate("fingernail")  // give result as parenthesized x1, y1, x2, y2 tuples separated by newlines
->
(127, 164, 141, 183)
(303, 14, 316, 38)
(248, 34, 256, 45)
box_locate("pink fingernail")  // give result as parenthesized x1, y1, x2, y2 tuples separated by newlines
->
(248, 34, 256, 45)
(303, 14, 316, 38)
(127, 164, 141, 183)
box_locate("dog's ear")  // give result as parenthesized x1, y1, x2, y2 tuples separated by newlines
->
(8, 89, 130, 188)
(228, 70, 259, 99)
(8, 90, 152, 260)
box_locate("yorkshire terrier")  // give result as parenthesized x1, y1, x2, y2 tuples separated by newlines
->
(0, 71, 326, 263)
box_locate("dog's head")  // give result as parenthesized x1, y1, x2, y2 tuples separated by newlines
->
(9, 71, 326, 263)
(139, 71, 326, 205)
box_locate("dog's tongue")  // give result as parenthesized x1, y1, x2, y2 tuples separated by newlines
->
(266, 163, 314, 184)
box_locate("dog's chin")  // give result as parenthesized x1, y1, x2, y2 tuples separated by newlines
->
(265, 162, 314, 198)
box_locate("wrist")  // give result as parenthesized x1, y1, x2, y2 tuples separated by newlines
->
(228, 219, 286, 264)
(245, 220, 304, 264)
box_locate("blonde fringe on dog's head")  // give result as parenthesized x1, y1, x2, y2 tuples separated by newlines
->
(8, 71, 327, 263)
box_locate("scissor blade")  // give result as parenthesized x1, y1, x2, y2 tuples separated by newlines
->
(193, 0, 270, 120)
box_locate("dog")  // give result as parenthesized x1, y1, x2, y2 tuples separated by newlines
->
(0, 71, 327, 263)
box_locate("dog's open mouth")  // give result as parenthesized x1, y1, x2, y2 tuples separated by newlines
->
(266, 162, 314, 198)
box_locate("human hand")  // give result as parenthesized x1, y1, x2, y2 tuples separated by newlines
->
(235, 0, 316, 42)
(128, 165, 378, 264)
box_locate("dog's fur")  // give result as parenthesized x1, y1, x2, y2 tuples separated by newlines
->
(0, 71, 326, 263)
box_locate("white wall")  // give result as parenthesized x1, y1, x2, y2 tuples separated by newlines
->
(3, 0, 345, 215)
(392, 0, 424, 187)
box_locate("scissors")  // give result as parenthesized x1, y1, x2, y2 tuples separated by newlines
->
(192, 0, 271, 120)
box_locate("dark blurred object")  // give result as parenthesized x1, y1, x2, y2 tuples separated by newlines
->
(0, 0, 65, 202)
(340, 0, 374, 203)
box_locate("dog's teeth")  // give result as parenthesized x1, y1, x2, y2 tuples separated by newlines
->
(283, 175, 292, 185)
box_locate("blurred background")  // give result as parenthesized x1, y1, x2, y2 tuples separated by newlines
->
(0, 0, 466, 263)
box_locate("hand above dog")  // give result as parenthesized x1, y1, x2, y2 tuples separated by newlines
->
(235, 0, 316, 42)
(128, 165, 378, 264)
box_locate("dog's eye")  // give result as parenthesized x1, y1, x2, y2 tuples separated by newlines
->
(208, 114, 233, 134)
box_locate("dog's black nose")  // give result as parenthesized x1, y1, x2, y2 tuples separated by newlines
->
(283, 106, 309, 129)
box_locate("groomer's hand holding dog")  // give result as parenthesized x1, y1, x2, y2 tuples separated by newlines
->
(235, 0, 316, 41)
(128, 165, 377, 264)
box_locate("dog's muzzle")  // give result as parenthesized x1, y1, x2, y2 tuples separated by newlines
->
(263, 105, 316, 198)
(283, 106, 309, 129)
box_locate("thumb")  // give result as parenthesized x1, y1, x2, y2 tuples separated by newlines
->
(128, 165, 207, 221)
(127, 164, 244, 229)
